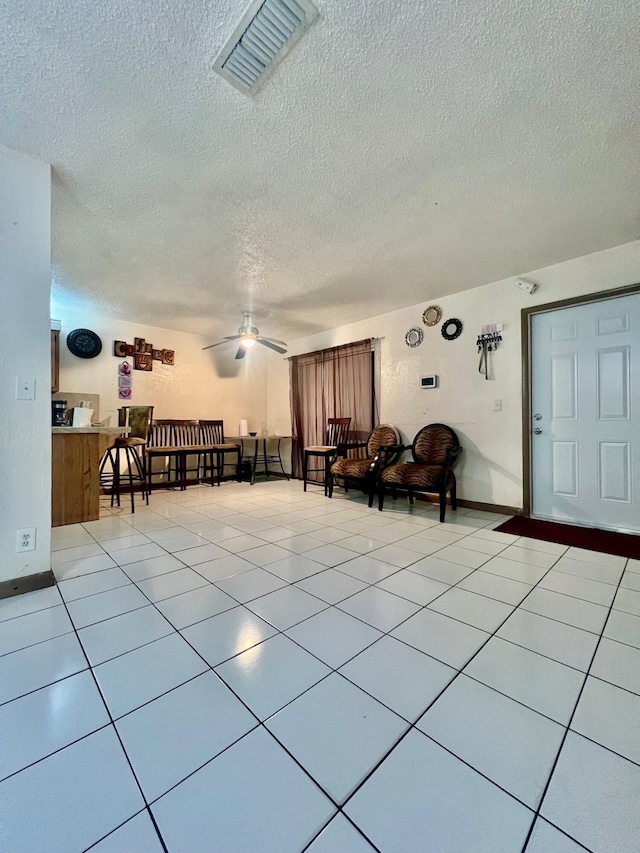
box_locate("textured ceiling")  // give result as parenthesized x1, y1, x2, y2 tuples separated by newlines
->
(2, 0, 639, 342)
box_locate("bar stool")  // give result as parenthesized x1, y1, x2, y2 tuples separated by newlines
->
(99, 406, 153, 512)
(303, 417, 351, 496)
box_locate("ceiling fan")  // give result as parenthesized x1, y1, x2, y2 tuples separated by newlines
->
(202, 312, 288, 359)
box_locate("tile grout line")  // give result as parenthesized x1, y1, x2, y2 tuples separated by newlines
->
(8, 488, 637, 852)
(56, 593, 171, 853)
(327, 547, 582, 821)
(519, 560, 629, 853)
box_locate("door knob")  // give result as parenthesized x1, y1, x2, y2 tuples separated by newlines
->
(533, 413, 542, 421)
(533, 428, 543, 435)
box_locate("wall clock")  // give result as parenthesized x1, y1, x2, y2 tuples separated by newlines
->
(441, 318, 463, 341)
(67, 328, 103, 358)
(405, 327, 424, 348)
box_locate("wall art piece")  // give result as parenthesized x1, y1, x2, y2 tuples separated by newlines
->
(134, 352, 153, 371)
(405, 327, 424, 348)
(477, 324, 503, 380)
(112, 338, 175, 370)
(422, 305, 442, 327)
(118, 361, 132, 399)
(441, 318, 463, 341)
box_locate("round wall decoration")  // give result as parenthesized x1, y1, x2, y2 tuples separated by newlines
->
(67, 328, 103, 359)
(422, 305, 442, 327)
(441, 318, 463, 341)
(405, 327, 424, 348)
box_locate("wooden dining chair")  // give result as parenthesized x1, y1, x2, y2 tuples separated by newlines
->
(303, 417, 351, 496)
(199, 420, 241, 486)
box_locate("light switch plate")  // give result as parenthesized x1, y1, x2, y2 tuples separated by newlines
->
(16, 378, 36, 400)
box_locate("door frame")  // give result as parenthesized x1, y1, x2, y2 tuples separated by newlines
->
(521, 282, 640, 518)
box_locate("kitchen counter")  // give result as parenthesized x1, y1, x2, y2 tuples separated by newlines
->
(52, 427, 128, 527)
(52, 426, 125, 434)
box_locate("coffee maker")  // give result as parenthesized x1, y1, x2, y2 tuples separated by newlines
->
(51, 400, 67, 426)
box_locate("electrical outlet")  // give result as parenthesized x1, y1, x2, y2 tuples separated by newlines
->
(16, 528, 36, 552)
(494, 399, 502, 412)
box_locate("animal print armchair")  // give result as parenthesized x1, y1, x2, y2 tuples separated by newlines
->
(378, 423, 462, 521)
(328, 423, 402, 506)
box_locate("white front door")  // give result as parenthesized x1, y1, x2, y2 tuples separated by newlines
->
(530, 292, 639, 533)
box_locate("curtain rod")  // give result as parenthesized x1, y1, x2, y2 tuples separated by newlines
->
(286, 338, 379, 360)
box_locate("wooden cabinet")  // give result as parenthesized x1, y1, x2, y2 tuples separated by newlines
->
(51, 330, 60, 393)
(51, 428, 124, 527)
(52, 432, 100, 526)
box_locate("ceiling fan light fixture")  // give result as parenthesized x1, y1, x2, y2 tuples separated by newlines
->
(202, 313, 287, 355)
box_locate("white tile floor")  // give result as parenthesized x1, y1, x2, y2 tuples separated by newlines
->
(2, 481, 639, 852)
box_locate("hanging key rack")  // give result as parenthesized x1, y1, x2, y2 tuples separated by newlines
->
(477, 324, 503, 379)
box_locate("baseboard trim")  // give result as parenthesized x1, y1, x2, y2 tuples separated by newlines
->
(413, 494, 523, 516)
(457, 498, 523, 516)
(0, 570, 56, 600)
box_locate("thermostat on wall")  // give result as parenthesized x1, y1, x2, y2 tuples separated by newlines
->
(421, 375, 438, 389)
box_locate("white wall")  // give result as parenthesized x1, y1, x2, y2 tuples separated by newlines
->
(0, 146, 51, 584)
(51, 306, 269, 434)
(268, 240, 640, 508)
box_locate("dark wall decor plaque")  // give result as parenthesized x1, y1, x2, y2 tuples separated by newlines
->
(67, 329, 102, 359)
(441, 318, 463, 341)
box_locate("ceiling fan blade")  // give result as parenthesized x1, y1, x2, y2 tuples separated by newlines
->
(257, 339, 287, 355)
(257, 335, 288, 347)
(202, 335, 242, 351)
(235, 346, 246, 360)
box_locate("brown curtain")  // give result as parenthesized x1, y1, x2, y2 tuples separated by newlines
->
(290, 339, 377, 479)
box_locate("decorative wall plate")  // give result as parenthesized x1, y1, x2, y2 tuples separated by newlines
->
(405, 327, 424, 348)
(422, 305, 442, 327)
(66, 328, 102, 358)
(441, 318, 463, 341)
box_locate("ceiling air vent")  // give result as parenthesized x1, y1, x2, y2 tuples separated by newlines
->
(214, 0, 318, 94)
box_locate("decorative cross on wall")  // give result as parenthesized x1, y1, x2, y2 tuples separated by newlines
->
(113, 338, 175, 371)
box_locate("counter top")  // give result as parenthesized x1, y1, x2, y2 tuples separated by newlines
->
(52, 426, 128, 435)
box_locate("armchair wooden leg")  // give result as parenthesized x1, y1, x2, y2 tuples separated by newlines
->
(439, 488, 447, 522)
(408, 490, 414, 505)
(303, 452, 309, 491)
(378, 484, 385, 511)
(450, 477, 458, 511)
(368, 483, 376, 508)
(327, 471, 334, 498)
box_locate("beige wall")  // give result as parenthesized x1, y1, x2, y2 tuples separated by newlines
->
(267, 240, 640, 508)
(0, 146, 51, 584)
(51, 307, 270, 435)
